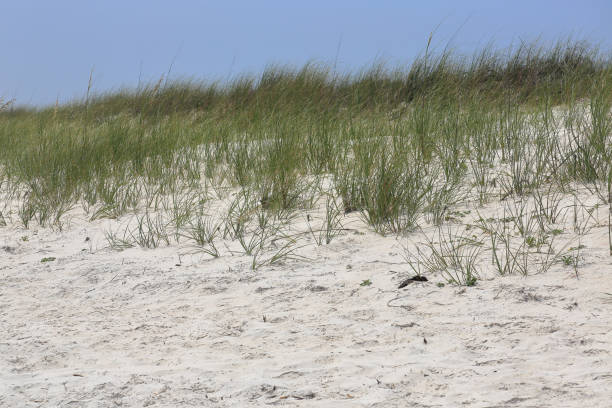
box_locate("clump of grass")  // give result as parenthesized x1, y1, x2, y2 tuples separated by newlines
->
(185, 215, 222, 258)
(405, 226, 483, 286)
(105, 227, 135, 250)
(307, 193, 345, 246)
(130, 212, 171, 249)
(475, 201, 570, 277)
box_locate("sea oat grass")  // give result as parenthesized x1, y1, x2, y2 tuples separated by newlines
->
(1, 39, 611, 278)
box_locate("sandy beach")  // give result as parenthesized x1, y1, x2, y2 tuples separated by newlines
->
(2, 203, 611, 407)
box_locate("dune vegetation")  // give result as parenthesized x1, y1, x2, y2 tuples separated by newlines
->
(1, 39, 611, 282)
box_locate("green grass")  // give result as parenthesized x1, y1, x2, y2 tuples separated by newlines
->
(1, 38, 611, 280)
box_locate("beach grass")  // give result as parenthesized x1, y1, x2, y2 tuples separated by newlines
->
(1, 38, 611, 276)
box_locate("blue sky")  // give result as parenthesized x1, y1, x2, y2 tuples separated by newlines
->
(1, 0, 610, 106)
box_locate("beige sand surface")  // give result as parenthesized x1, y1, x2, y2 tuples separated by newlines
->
(1, 203, 611, 408)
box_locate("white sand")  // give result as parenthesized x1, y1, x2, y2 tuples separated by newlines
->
(1, 200, 612, 408)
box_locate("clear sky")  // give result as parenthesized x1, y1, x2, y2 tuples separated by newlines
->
(1, 0, 610, 106)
